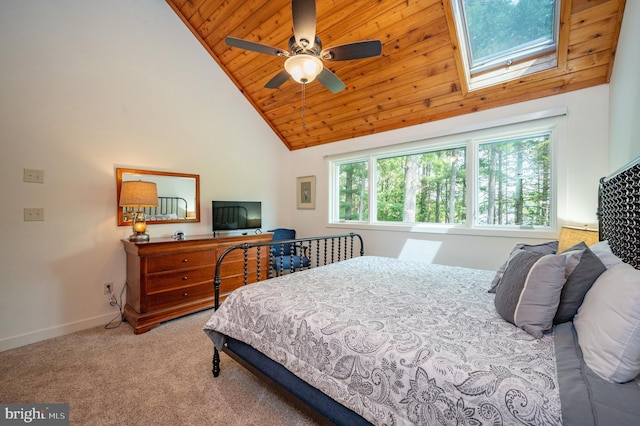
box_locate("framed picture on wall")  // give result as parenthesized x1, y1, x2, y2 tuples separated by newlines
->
(296, 175, 315, 210)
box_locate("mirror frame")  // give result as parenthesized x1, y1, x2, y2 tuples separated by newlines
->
(116, 168, 200, 226)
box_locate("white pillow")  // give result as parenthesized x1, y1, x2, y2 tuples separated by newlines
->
(589, 240, 623, 269)
(574, 262, 640, 383)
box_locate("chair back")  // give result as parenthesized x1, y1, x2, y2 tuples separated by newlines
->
(268, 228, 296, 255)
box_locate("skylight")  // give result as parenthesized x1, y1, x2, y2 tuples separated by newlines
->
(450, 0, 561, 88)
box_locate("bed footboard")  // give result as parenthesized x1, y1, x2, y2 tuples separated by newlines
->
(211, 232, 364, 377)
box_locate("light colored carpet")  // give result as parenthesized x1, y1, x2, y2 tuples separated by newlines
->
(0, 310, 333, 425)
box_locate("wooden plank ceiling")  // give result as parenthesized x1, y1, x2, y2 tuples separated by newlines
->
(166, 0, 625, 151)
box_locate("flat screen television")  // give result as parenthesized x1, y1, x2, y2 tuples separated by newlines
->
(212, 201, 262, 234)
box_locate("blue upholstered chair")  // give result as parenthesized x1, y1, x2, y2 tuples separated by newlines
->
(268, 228, 310, 274)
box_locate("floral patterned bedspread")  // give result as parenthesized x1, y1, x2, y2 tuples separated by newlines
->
(204, 256, 561, 426)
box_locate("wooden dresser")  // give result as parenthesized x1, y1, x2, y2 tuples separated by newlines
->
(122, 233, 272, 334)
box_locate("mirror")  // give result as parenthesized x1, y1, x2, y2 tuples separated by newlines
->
(116, 168, 200, 226)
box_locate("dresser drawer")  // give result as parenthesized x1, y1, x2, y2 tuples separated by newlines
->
(218, 258, 269, 295)
(147, 266, 215, 293)
(219, 272, 269, 295)
(146, 251, 215, 273)
(147, 282, 213, 311)
(216, 245, 270, 261)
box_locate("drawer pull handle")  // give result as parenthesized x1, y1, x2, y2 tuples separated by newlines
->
(183, 258, 188, 263)
(183, 292, 188, 297)
(182, 276, 189, 280)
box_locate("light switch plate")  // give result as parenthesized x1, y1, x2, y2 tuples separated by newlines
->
(24, 168, 44, 183)
(24, 208, 44, 221)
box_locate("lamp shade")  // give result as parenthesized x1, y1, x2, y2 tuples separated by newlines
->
(558, 226, 599, 252)
(284, 54, 323, 83)
(119, 181, 158, 208)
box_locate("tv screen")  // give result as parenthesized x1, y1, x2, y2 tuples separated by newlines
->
(212, 201, 262, 233)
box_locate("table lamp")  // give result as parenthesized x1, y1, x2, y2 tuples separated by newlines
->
(119, 180, 158, 242)
(558, 225, 599, 252)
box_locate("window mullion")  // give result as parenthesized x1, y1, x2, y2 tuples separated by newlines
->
(369, 154, 376, 224)
(466, 139, 477, 228)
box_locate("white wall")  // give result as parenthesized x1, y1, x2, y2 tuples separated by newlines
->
(609, 0, 640, 171)
(0, 1, 290, 350)
(290, 86, 611, 270)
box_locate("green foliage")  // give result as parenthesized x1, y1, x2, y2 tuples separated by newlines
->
(336, 133, 551, 228)
(462, 0, 555, 64)
(338, 161, 368, 221)
(376, 148, 467, 224)
(477, 133, 551, 226)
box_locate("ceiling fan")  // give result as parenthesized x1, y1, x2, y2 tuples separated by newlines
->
(225, 0, 382, 93)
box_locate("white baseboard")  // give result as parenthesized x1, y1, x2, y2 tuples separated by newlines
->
(0, 313, 121, 352)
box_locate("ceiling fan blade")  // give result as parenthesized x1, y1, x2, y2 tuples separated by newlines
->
(317, 68, 346, 93)
(225, 36, 287, 56)
(322, 40, 382, 61)
(265, 70, 291, 89)
(291, 0, 316, 49)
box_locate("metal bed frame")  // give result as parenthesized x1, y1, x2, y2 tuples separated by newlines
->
(146, 196, 188, 219)
(122, 196, 188, 220)
(597, 156, 640, 269)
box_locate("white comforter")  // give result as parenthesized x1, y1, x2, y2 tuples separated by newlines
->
(204, 256, 561, 425)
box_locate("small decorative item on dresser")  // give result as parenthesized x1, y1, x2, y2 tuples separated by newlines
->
(119, 180, 158, 242)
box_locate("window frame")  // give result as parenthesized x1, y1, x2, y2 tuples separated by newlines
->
(451, 0, 561, 76)
(328, 112, 563, 238)
(445, 0, 568, 93)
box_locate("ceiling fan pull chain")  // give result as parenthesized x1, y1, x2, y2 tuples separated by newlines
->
(301, 83, 307, 129)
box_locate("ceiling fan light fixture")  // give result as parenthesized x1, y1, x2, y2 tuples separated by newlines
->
(284, 54, 323, 83)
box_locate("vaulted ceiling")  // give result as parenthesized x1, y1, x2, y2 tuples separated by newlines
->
(167, 0, 626, 151)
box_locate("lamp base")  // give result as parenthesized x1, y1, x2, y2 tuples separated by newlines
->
(128, 233, 150, 242)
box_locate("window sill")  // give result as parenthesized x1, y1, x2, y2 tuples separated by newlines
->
(327, 221, 558, 240)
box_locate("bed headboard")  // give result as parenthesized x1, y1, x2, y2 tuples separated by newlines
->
(143, 196, 188, 219)
(597, 157, 640, 269)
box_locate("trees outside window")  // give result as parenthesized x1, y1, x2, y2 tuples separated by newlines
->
(331, 119, 555, 230)
(453, 0, 558, 74)
(376, 147, 466, 224)
(338, 161, 368, 221)
(477, 134, 551, 226)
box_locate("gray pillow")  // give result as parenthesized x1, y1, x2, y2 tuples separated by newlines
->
(494, 250, 566, 338)
(590, 240, 624, 269)
(574, 263, 640, 383)
(489, 240, 559, 293)
(553, 245, 606, 324)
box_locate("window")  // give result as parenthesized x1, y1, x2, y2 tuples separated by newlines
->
(449, 0, 561, 89)
(376, 147, 466, 224)
(329, 116, 558, 232)
(337, 160, 368, 221)
(477, 133, 551, 227)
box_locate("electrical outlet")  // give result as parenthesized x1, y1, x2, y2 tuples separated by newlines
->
(104, 282, 113, 295)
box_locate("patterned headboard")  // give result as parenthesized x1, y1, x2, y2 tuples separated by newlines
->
(598, 157, 640, 269)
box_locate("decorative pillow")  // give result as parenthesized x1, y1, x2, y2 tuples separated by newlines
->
(494, 250, 566, 338)
(589, 240, 624, 269)
(553, 244, 607, 324)
(574, 262, 640, 383)
(489, 240, 558, 293)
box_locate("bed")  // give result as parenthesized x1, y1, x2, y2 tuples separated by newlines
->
(123, 196, 189, 221)
(204, 158, 640, 425)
